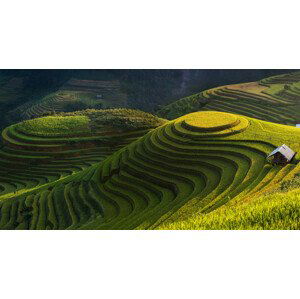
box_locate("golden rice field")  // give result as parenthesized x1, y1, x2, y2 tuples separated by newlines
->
(0, 109, 299, 230)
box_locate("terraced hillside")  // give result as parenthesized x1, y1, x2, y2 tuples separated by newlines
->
(7, 79, 128, 123)
(9, 90, 105, 121)
(61, 79, 127, 108)
(157, 71, 300, 124)
(0, 109, 166, 203)
(0, 111, 299, 230)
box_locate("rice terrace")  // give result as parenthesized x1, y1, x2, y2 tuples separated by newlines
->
(1, 69, 300, 230)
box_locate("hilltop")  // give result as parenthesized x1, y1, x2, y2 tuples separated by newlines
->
(157, 71, 300, 125)
(0, 111, 299, 229)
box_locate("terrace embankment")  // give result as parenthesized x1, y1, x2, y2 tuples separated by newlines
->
(157, 71, 300, 124)
(1, 111, 299, 229)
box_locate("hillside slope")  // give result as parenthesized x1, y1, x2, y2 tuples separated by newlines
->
(8, 90, 97, 121)
(0, 111, 299, 230)
(61, 79, 127, 107)
(157, 71, 300, 124)
(7, 79, 128, 124)
(0, 109, 166, 202)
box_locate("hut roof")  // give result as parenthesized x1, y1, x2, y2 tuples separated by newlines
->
(267, 144, 295, 161)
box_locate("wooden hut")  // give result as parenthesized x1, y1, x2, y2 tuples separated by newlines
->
(267, 144, 296, 166)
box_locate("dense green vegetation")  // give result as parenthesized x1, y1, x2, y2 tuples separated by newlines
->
(156, 93, 208, 120)
(58, 109, 167, 131)
(158, 187, 300, 230)
(159, 172, 300, 229)
(17, 115, 91, 136)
